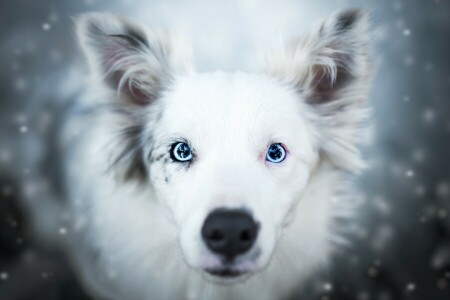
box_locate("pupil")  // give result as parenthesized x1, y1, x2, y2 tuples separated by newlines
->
(177, 144, 190, 158)
(269, 145, 282, 160)
(269, 145, 281, 159)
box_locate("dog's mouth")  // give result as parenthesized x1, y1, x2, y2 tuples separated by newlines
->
(200, 248, 262, 282)
(203, 267, 251, 284)
(205, 268, 244, 278)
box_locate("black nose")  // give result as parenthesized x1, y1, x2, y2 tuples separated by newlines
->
(201, 209, 259, 260)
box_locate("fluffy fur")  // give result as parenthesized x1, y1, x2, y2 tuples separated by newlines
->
(26, 9, 373, 300)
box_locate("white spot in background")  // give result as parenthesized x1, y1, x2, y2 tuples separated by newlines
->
(406, 282, 416, 291)
(403, 95, 410, 102)
(373, 196, 391, 216)
(431, 246, 450, 269)
(42, 23, 51, 31)
(390, 163, 403, 178)
(436, 182, 449, 198)
(373, 25, 387, 42)
(41, 272, 52, 279)
(14, 77, 27, 91)
(0, 149, 12, 164)
(49, 13, 59, 23)
(372, 225, 394, 251)
(59, 227, 68, 235)
(24, 40, 37, 53)
(11, 62, 20, 72)
(23, 250, 36, 263)
(186, 287, 199, 300)
(2, 186, 13, 197)
(406, 170, 414, 178)
(367, 266, 378, 278)
(403, 29, 411, 36)
(393, 1, 402, 11)
(423, 109, 435, 123)
(396, 18, 405, 29)
(19, 125, 28, 133)
(437, 278, 448, 289)
(404, 55, 415, 66)
(412, 149, 425, 163)
(437, 208, 447, 219)
(0, 272, 8, 280)
(358, 291, 370, 300)
(50, 49, 63, 63)
(107, 269, 117, 279)
(323, 282, 333, 292)
(14, 113, 28, 124)
(414, 185, 426, 197)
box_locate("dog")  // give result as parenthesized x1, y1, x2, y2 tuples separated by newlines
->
(24, 8, 373, 300)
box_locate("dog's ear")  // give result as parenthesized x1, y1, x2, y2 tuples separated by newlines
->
(75, 13, 192, 106)
(266, 9, 373, 172)
(75, 13, 192, 182)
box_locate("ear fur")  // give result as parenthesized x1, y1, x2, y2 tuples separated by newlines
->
(75, 12, 192, 106)
(75, 13, 193, 182)
(266, 9, 373, 172)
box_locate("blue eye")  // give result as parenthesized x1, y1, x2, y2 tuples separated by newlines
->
(171, 142, 193, 162)
(266, 143, 286, 163)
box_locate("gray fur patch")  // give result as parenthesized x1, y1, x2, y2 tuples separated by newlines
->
(110, 122, 147, 182)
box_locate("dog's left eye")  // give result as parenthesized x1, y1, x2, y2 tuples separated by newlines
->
(171, 142, 193, 162)
(266, 143, 286, 163)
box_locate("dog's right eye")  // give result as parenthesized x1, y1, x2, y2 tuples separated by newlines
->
(171, 142, 193, 162)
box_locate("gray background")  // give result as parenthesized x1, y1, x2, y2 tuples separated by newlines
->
(0, 0, 449, 299)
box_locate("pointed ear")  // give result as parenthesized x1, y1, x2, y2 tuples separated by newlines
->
(266, 9, 373, 171)
(75, 12, 192, 106)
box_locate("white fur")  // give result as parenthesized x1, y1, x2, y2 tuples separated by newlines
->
(26, 9, 373, 300)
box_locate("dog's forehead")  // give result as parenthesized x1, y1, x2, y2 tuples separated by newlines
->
(168, 71, 293, 106)
(160, 71, 302, 131)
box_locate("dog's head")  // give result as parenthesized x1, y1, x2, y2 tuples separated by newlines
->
(76, 9, 371, 283)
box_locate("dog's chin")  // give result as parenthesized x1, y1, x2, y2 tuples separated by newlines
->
(202, 268, 252, 285)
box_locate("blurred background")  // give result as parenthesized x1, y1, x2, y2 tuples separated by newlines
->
(0, 0, 449, 299)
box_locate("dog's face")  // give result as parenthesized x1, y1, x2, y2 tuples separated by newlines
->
(77, 9, 371, 283)
(146, 72, 317, 281)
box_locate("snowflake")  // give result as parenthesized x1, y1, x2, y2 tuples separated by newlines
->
(406, 283, 416, 291)
(323, 282, 333, 292)
(367, 266, 378, 278)
(19, 125, 28, 133)
(423, 109, 435, 123)
(437, 209, 447, 219)
(42, 23, 51, 31)
(0, 272, 8, 280)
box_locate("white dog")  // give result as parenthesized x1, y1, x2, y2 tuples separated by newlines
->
(26, 8, 373, 300)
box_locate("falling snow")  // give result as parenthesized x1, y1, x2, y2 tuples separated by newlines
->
(42, 23, 51, 31)
(407, 283, 416, 291)
(0, 0, 449, 300)
(0, 272, 8, 280)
